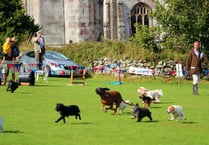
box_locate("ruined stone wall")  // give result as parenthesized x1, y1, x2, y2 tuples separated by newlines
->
(24, 0, 65, 45)
(62, 0, 103, 43)
(88, 0, 104, 41)
(64, 0, 84, 43)
(121, 0, 157, 39)
(23, 0, 163, 45)
(103, 0, 158, 41)
(103, 0, 122, 40)
(40, 0, 65, 45)
(103, 0, 111, 39)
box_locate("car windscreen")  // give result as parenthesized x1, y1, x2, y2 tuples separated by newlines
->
(45, 52, 69, 60)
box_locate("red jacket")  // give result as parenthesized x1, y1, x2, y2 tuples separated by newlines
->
(186, 50, 203, 74)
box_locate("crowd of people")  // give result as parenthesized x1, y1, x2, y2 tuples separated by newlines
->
(0, 34, 204, 96)
(0, 31, 45, 86)
(1, 37, 19, 85)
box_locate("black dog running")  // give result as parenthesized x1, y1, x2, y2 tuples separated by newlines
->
(7, 80, 19, 93)
(55, 103, 81, 123)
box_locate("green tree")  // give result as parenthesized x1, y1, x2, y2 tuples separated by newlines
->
(0, 0, 39, 46)
(152, 0, 209, 54)
(129, 24, 159, 60)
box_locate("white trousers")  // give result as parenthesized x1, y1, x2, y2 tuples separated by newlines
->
(192, 74, 200, 85)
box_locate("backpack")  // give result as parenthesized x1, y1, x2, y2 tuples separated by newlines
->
(39, 37, 45, 53)
(11, 45, 19, 57)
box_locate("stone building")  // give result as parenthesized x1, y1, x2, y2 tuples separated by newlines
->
(23, 0, 164, 45)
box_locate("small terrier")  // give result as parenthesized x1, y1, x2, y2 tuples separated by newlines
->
(167, 105, 186, 121)
(139, 94, 154, 108)
(131, 103, 152, 122)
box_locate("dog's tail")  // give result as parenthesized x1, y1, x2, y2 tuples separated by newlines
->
(121, 99, 132, 106)
(158, 90, 164, 96)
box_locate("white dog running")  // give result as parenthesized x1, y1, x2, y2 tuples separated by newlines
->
(0, 117, 4, 132)
(167, 105, 186, 121)
(118, 100, 130, 113)
(136, 87, 163, 103)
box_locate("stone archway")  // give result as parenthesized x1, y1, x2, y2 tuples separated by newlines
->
(130, 2, 152, 35)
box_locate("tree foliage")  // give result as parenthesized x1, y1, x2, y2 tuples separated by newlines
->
(0, 0, 39, 46)
(129, 24, 161, 60)
(130, 24, 157, 50)
(152, 0, 209, 54)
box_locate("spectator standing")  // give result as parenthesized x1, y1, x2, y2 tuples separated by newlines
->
(11, 37, 20, 59)
(186, 41, 204, 95)
(1, 37, 15, 85)
(11, 37, 20, 72)
(33, 31, 45, 69)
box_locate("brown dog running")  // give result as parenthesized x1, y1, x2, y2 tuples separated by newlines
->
(95, 87, 131, 115)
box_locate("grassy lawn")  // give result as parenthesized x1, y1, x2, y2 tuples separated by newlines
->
(0, 75, 209, 145)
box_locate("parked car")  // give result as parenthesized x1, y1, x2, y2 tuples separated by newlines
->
(18, 50, 84, 76)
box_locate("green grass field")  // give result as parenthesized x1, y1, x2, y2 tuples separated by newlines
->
(0, 76, 209, 145)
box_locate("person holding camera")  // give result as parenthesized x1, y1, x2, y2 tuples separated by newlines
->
(33, 31, 45, 69)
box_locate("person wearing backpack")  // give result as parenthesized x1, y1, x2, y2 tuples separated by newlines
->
(10, 37, 19, 73)
(33, 31, 45, 69)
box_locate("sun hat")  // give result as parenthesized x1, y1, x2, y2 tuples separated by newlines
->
(37, 30, 42, 34)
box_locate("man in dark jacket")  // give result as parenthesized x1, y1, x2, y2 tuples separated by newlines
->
(186, 41, 204, 95)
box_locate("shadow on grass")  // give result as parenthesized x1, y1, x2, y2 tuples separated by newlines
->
(71, 122, 97, 125)
(150, 106, 162, 109)
(156, 102, 174, 104)
(116, 112, 132, 115)
(142, 120, 160, 123)
(19, 92, 33, 95)
(181, 121, 196, 124)
(34, 85, 63, 87)
(3, 130, 23, 133)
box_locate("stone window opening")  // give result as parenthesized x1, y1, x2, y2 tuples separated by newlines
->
(130, 3, 151, 35)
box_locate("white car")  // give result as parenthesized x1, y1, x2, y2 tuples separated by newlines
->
(18, 50, 84, 76)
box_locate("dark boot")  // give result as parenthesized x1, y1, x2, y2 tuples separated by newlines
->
(195, 84, 198, 95)
(193, 84, 198, 95)
(193, 85, 195, 95)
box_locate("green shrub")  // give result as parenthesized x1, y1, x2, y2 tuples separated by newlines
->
(27, 39, 189, 66)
